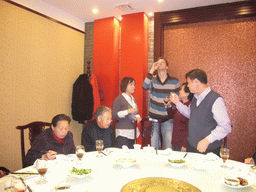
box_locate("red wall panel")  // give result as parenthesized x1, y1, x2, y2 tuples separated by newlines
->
(120, 13, 149, 144)
(93, 17, 120, 108)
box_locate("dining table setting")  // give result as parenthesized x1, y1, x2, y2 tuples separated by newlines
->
(1, 144, 256, 192)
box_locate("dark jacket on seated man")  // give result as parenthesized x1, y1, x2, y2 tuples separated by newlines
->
(82, 120, 115, 152)
(24, 128, 75, 167)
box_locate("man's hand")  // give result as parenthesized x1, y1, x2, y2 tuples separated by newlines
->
(197, 138, 210, 153)
(42, 150, 58, 160)
(169, 92, 180, 105)
(149, 62, 159, 74)
(181, 146, 187, 152)
(244, 158, 255, 165)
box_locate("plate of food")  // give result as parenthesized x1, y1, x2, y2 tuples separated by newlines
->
(223, 176, 251, 188)
(116, 158, 137, 168)
(250, 166, 256, 174)
(69, 167, 92, 178)
(168, 158, 186, 167)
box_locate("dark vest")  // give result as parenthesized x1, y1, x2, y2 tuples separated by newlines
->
(188, 90, 223, 149)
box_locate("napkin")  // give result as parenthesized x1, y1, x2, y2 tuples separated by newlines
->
(122, 145, 129, 150)
(205, 152, 220, 161)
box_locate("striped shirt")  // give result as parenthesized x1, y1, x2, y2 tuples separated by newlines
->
(143, 73, 180, 120)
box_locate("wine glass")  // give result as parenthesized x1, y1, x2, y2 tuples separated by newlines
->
(76, 145, 85, 163)
(96, 140, 104, 157)
(35, 158, 48, 184)
(220, 148, 230, 168)
(163, 96, 169, 108)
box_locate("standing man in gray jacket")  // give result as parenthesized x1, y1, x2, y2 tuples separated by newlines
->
(170, 69, 231, 156)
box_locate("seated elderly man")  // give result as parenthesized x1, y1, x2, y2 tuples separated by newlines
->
(24, 114, 76, 167)
(82, 106, 116, 152)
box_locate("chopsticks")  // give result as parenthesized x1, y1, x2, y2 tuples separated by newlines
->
(183, 153, 188, 158)
(11, 172, 39, 175)
(20, 177, 32, 192)
(101, 151, 107, 156)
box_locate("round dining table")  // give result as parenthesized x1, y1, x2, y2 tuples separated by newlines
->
(2, 148, 256, 192)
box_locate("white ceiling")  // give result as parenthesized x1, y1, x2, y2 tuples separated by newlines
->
(41, 0, 244, 22)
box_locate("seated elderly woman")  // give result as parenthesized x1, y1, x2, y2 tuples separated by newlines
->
(24, 114, 76, 167)
(82, 106, 116, 152)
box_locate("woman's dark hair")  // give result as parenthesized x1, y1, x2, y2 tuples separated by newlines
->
(186, 69, 207, 84)
(158, 57, 168, 66)
(120, 77, 135, 93)
(182, 82, 194, 101)
(51, 114, 71, 127)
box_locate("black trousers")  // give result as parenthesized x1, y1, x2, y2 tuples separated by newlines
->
(115, 136, 134, 149)
(187, 143, 221, 157)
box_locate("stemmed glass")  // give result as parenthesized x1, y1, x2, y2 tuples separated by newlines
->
(35, 158, 48, 184)
(220, 148, 230, 168)
(76, 145, 85, 164)
(96, 140, 104, 157)
(163, 96, 169, 108)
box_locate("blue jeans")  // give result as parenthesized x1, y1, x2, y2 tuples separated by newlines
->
(151, 119, 173, 149)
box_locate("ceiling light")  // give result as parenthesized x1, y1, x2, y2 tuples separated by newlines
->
(158, 0, 164, 3)
(148, 12, 154, 17)
(92, 8, 98, 14)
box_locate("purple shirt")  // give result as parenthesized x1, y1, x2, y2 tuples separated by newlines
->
(176, 87, 231, 143)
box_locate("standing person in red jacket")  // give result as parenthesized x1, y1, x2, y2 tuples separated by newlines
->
(167, 83, 193, 152)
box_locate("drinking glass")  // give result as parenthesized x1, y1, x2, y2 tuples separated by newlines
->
(163, 96, 169, 108)
(96, 140, 104, 157)
(220, 148, 230, 168)
(76, 145, 85, 161)
(35, 158, 48, 184)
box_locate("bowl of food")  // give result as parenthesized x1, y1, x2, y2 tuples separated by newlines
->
(223, 176, 250, 188)
(224, 176, 240, 186)
(116, 158, 137, 168)
(69, 167, 92, 178)
(168, 159, 186, 167)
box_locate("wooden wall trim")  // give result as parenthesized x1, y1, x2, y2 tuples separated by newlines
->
(3, 0, 85, 34)
(154, 1, 256, 60)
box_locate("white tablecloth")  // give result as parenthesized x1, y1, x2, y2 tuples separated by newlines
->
(1, 149, 256, 192)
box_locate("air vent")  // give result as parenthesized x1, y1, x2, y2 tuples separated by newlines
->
(115, 3, 134, 11)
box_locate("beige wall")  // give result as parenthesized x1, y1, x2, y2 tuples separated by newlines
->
(0, 1, 84, 171)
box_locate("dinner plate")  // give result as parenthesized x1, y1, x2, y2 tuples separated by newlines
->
(223, 176, 252, 188)
(115, 158, 137, 168)
(104, 147, 120, 154)
(121, 177, 201, 192)
(69, 168, 92, 178)
(167, 159, 186, 167)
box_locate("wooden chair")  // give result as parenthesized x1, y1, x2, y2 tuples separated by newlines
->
(16, 121, 51, 168)
(140, 118, 166, 148)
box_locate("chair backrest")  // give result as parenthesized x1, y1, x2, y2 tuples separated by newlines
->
(16, 121, 51, 168)
(140, 118, 165, 148)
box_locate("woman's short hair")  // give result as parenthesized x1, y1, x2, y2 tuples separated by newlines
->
(182, 83, 194, 101)
(51, 114, 71, 127)
(186, 69, 207, 84)
(94, 106, 112, 119)
(120, 77, 135, 93)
